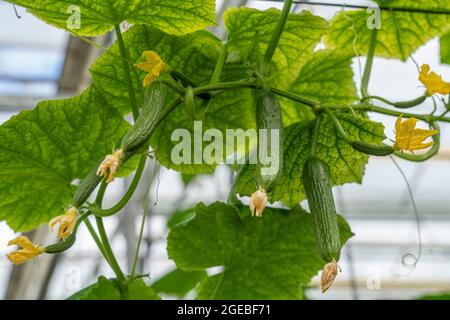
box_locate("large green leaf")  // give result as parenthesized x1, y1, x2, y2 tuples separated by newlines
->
(91, 25, 256, 174)
(152, 268, 207, 297)
(168, 202, 353, 300)
(7, 0, 216, 36)
(325, 0, 450, 60)
(282, 49, 358, 126)
(224, 8, 329, 89)
(68, 276, 160, 300)
(235, 113, 386, 207)
(0, 87, 130, 232)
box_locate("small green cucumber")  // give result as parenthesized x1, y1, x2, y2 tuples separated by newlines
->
(393, 95, 426, 108)
(121, 81, 166, 152)
(72, 162, 103, 208)
(44, 234, 76, 254)
(350, 141, 394, 156)
(256, 91, 283, 191)
(302, 157, 341, 262)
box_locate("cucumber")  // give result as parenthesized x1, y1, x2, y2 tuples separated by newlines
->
(121, 81, 166, 152)
(350, 141, 394, 156)
(393, 95, 426, 108)
(44, 234, 76, 254)
(302, 157, 340, 262)
(72, 162, 103, 208)
(302, 157, 341, 292)
(73, 152, 134, 208)
(44, 212, 89, 254)
(256, 91, 283, 191)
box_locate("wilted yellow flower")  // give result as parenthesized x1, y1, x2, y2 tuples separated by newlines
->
(321, 259, 340, 293)
(135, 51, 167, 86)
(419, 64, 450, 96)
(250, 188, 267, 218)
(49, 207, 78, 240)
(96, 149, 123, 183)
(6, 236, 44, 265)
(394, 116, 439, 152)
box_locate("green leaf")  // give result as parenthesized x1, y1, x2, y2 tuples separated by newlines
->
(91, 26, 221, 115)
(168, 202, 353, 300)
(282, 49, 358, 126)
(224, 8, 329, 89)
(0, 87, 130, 232)
(235, 113, 386, 207)
(167, 208, 196, 229)
(68, 276, 160, 300)
(91, 25, 256, 173)
(419, 292, 450, 300)
(441, 31, 450, 64)
(325, 1, 450, 60)
(152, 268, 207, 297)
(7, 0, 217, 36)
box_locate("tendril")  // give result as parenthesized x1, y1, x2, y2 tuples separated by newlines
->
(13, 5, 21, 19)
(389, 156, 422, 276)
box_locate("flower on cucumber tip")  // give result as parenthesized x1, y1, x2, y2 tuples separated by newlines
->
(250, 188, 267, 218)
(96, 149, 124, 183)
(6, 236, 44, 265)
(419, 64, 450, 96)
(49, 207, 78, 240)
(135, 51, 167, 87)
(394, 115, 438, 152)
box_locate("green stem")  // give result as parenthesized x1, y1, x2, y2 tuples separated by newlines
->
(94, 181, 127, 292)
(260, 0, 293, 76)
(193, 81, 319, 107)
(115, 24, 139, 120)
(323, 109, 352, 144)
(361, 29, 378, 98)
(161, 78, 185, 95)
(210, 43, 228, 85)
(360, 95, 426, 109)
(325, 103, 450, 123)
(130, 162, 159, 278)
(310, 113, 321, 157)
(91, 154, 147, 217)
(84, 218, 108, 259)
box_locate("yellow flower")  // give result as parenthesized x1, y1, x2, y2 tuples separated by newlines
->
(6, 236, 44, 265)
(49, 207, 78, 240)
(135, 51, 167, 87)
(419, 64, 450, 96)
(394, 116, 439, 152)
(321, 259, 340, 293)
(250, 188, 267, 218)
(96, 149, 123, 183)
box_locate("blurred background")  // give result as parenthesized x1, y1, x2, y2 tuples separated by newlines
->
(1, 0, 450, 300)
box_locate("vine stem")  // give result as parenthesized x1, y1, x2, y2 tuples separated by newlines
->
(325, 103, 450, 123)
(360, 28, 377, 98)
(310, 113, 321, 157)
(194, 81, 320, 107)
(115, 24, 139, 120)
(83, 218, 108, 259)
(130, 161, 159, 278)
(259, 0, 293, 76)
(92, 154, 147, 217)
(94, 181, 128, 298)
(210, 43, 228, 85)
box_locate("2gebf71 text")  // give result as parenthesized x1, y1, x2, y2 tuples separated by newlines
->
(177, 303, 270, 318)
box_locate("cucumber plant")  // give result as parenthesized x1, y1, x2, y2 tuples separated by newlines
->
(2, 0, 450, 300)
